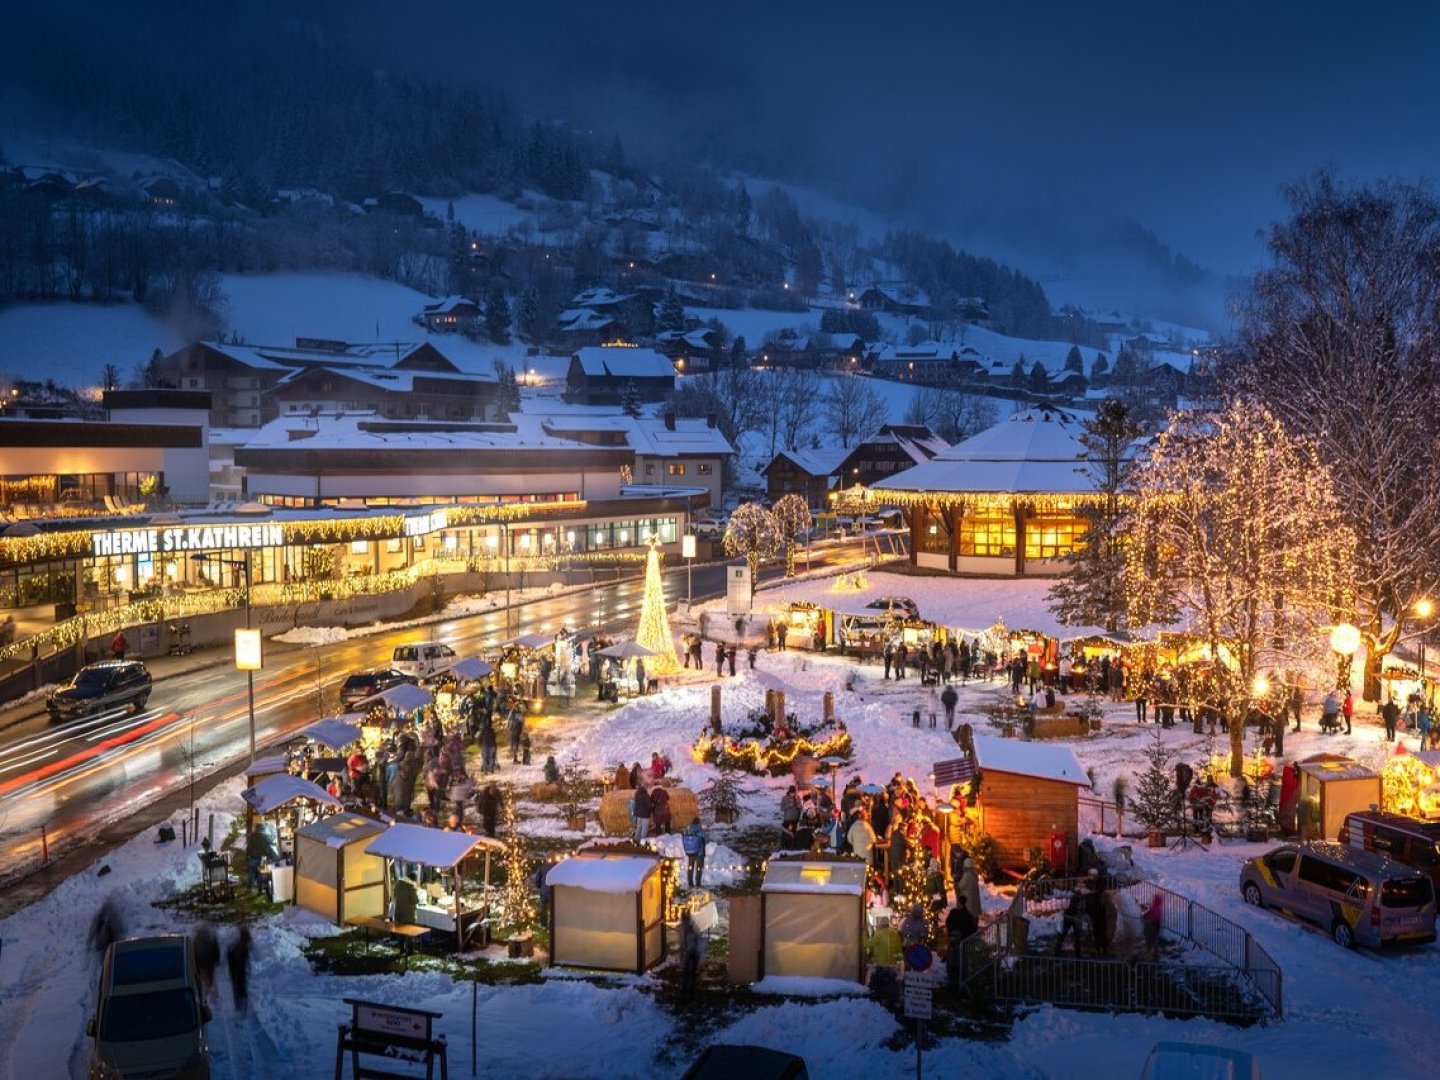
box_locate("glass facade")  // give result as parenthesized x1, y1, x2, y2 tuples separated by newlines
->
(958, 511, 1016, 558)
(1024, 515, 1085, 560)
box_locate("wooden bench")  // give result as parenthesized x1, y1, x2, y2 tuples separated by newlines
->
(346, 915, 430, 954)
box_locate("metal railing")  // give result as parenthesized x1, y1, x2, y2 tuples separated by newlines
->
(960, 874, 1282, 1023)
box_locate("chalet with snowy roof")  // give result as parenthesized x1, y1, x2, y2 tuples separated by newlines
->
(565, 345, 677, 405)
(856, 285, 932, 318)
(762, 446, 847, 507)
(159, 339, 475, 428)
(569, 287, 635, 314)
(872, 409, 1112, 577)
(655, 328, 722, 373)
(141, 176, 184, 206)
(833, 424, 948, 489)
(556, 308, 629, 348)
(539, 410, 734, 504)
(267, 364, 498, 422)
(867, 341, 961, 383)
(416, 295, 481, 333)
(969, 735, 1089, 870)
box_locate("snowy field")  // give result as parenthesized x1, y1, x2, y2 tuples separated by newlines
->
(1, 567, 1435, 1078)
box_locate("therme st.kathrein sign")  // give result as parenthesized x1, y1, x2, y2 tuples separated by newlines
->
(91, 523, 286, 558)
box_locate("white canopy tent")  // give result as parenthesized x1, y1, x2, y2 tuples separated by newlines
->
(547, 852, 665, 973)
(760, 857, 868, 984)
(444, 657, 495, 682)
(364, 823, 506, 950)
(298, 716, 365, 750)
(356, 682, 434, 712)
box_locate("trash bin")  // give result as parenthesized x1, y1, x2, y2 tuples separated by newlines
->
(270, 863, 295, 904)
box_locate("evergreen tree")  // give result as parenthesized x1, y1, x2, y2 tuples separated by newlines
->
(518, 288, 541, 341)
(1048, 398, 1144, 633)
(1028, 359, 1049, 393)
(493, 360, 521, 415)
(484, 285, 511, 343)
(1009, 358, 1026, 389)
(730, 336, 747, 366)
(1064, 344, 1085, 373)
(656, 284, 686, 334)
(1132, 725, 1178, 833)
(1092, 352, 1110, 378)
(621, 379, 642, 417)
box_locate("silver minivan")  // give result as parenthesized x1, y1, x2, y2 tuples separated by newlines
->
(88, 934, 210, 1079)
(1239, 841, 1436, 949)
(391, 641, 456, 679)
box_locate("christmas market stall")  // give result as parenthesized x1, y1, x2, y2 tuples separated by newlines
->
(758, 855, 868, 984)
(293, 812, 387, 926)
(240, 774, 343, 901)
(1297, 754, 1382, 840)
(777, 602, 829, 651)
(429, 657, 495, 726)
(969, 735, 1088, 872)
(595, 640, 657, 701)
(546, 846, 667, 973)
(1382, 749, 1440, 821)
(356, 682, 435, 742)
(363, 823, 505, 951)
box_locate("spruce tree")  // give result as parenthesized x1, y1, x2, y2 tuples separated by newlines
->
(1048, 398, 1143, 632)
(1065, 344, 1085, 373)
(493, 360, 521, 416)
(656, 284, 686, 334)
(484, 285, 511, 343)
(621, 379, 642, 417)
(1132, 724, 1177, 833)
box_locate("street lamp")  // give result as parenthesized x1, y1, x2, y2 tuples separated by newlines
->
(1330, 622, 1361, 693)
(192, 551, 257, 763)
(1416, 599, 1433, 692)
(682, 533, 696, 608)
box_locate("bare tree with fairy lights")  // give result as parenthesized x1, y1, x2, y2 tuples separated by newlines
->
(723, 502, 781, 579)
(771, 494, 813, 578)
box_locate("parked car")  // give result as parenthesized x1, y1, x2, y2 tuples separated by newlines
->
(691, 517, 727, 540)
(390, 641, 457, 679)
(47, 660, 152, 721)
(339, 668, 416, 710)
(1340, 810, 1440, 891)
(682, 1044, 808, 1080)
(1239, 841, 1436, 949)
(1141, 1041, 1261, 1079)
(87, 934, 211, 1079)
(865, 595, 920, 619)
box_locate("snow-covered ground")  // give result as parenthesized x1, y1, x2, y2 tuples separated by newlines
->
(1, 566, 1433, 1080)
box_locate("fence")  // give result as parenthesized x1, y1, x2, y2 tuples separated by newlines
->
(961, 873, 1282, 1024)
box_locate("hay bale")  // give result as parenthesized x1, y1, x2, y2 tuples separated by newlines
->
(530, 782, 562, 800)
(599, 787, 700, 834)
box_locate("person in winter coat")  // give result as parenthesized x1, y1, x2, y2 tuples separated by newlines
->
(613, 762, 633, 790)
(1382, 696, 1401, 742)
(110, 630, 127, 660)
(1320, 689, 1341, 733)
(955, 857, 982, 921)
(507, 703, 525, 762)
(847, 810, 877, 867)
(682, 819, 708, 887)
(940, 684, 959, 729)
(245, 824, 278, 893)
(632, 783, 653, 842)
(945, 897, 978, 991)
(479, 783, 501, 838)
(715, 642, 726, 676)
(899, 902, 929, 947)
(680, 911, 705, 1000)
(478, 719, 498, 774)
(1342, 689, 1355, 735)
(650, 785, 672, 834)
(193, 924, 220, 1001)
(1053, 889, 1088, 955)
(1142, 891, 1165, 959)
(1085, 871, 1110, 955)
(226, 926, 252, 1013)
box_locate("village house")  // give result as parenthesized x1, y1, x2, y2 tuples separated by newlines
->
(564, 345, 677, 406)
(761, 447, 848, 508)
(833, 424, 948, 488)
(415, 296, 482, 333)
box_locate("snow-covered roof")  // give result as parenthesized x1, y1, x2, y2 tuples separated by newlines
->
(628, 416, 733, 457)
(1297, 755, 1377, 782)
(572, 346, 676, 379)
(242, 774, 344, 815)
(547, 854, 659, 892)
(971, 734, 1089, 786)
(296, 811, 387, 850)
(766, 447, 848, 478)
(873, 410, 1095, 495)
(356, 682, 434, 711)
(762, 859, 867, 896)
(872, 341, 956, 363)
(557, 308, 620, 332)
(246, 753, 290, 780)
(365, 823, 504, 867)
(274, 365, 496, 394)
(421, 295, 479, 315)
(242, 410, 618, 454)
(298, 716, 364, 750)
(446, 657, 494, 681)
(570, 287, 634, 309)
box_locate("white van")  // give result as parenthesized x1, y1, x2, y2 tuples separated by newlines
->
(391, 641, 457, 678)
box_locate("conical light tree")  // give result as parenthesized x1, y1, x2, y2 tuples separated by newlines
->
(635, 537, 680, 671)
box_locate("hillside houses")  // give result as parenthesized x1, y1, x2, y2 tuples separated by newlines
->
(415, 296, 481, 333)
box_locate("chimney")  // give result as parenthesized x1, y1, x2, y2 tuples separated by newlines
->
(664, 411, 676, 431)
(705, 412, 717, 428)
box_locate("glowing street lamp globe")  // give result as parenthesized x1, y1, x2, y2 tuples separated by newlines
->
(1329, 623, 1361, 656)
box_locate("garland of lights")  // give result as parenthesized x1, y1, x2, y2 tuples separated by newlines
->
(848, 485, 1110, 515)
(692, 710, 853, 776)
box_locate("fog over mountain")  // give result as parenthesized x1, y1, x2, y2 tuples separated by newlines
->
(3, 0, 1438, 331)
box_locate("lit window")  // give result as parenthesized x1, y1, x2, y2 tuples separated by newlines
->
(668, 463, 686, 476)
(349, 540, 368, 555)
(1024, 516, 1084, 560)
(697, 463, 712, 475)
(958, 512, 1015, 558)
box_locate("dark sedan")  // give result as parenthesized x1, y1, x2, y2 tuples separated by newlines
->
(47, 660, 153, 721)
(339, 668, 416, 710)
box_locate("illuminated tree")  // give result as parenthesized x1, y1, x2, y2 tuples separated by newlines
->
(1232, 172, 1440, 698)
(1048, 398, 1144, 633)
(499, 791, 535, 930)
(1125, 402, 1356, 775)
(771, 494, 813, 577)
(634, 539, 679, 671)
(723, 502, 781, 579)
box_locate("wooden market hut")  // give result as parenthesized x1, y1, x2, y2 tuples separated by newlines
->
(546, 848, 666, 973)
(240, 774, 344, 901)
(293, 812, 387, 925)
(970, 735, 1089, 870)
(363, 823, 505, 952)
(1297, 754, 1382, 840)
(759, 855, 868, 984)
(242, 753, 292, 831)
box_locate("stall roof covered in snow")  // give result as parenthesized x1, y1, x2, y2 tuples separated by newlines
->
(546, 854, 659, 892)
(873, 410, 1102, 495)
(246, 753, 290, 780)
(445, 657, 494, 681)
(1297, 755, 1377, 782)
(356, 682, 434, 711)
(762, 858, 867, 896)
(298, 716, 364, 750)
(971, 734, 1089, 786)
(364, 823, 503, 867)
(242, 774, 344, 815)
(296, 811, 386, 849)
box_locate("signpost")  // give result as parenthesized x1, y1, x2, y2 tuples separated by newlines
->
(903, 943, 937, 1079)
(336, 998, 448, 1079)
